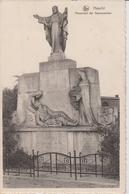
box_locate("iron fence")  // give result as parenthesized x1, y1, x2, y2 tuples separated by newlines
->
(4, 150, 119, 180)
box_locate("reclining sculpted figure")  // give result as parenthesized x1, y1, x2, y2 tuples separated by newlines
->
(29, 91, 78, 127)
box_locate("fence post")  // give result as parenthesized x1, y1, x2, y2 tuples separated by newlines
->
(7, 152, 9, 175)
(18, 166, 20, 176)
(95, 154, 97, 177)
(74, 150, 77, 180)
(19, 151, 21, 175)
(30, 155, 32, 177)
(69, 152, 72, 177)
(4, 154, 7, 175)
(37, 151, 39, 177)
(55, 153, 57, 174)
(101, 154, 104, 177)
(32, 150, 35, 177)
(50, 153, 52, 174)
(79, 152, 82, 178)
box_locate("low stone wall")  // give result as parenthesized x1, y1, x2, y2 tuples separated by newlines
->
(15, 126, 102, 155)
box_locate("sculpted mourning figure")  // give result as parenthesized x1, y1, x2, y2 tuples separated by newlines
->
(78, 70, 98, 125)
(29, 91, 78, 127)
(69, 70, 101, 126)
(33, 6, 68, 55)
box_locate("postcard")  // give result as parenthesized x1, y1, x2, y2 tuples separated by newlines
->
(0, 0, 125, 194)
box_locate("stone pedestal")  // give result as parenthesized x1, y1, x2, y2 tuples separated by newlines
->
(16, 58, 103, 155)
(39, 59, 77, 119)
(48, 52, 65, 61)
(15, 126, 101, 155)
(39, 59, 76, 72)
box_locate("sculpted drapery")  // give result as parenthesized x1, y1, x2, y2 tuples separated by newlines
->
(69, 70, 98, 126)
(33, 6, 68, 54)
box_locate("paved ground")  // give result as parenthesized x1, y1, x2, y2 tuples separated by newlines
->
(3, 174, 119, 188)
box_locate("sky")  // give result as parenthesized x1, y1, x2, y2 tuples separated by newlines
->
(0, 0, 125, 97)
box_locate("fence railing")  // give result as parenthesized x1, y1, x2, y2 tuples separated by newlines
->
(4, 150, 119, 180)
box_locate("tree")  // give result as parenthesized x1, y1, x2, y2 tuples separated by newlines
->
(99, 119, 119, 176)
(3, 85, 18, 127)
(3, 85, 18, 154)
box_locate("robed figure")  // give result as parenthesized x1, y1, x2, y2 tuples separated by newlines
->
(69, 70, 99, 126)
(33, 6, 68, 55)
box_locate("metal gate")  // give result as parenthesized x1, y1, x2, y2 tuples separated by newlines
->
(34, 150, 118, 180)
(4, 150, 119, 180)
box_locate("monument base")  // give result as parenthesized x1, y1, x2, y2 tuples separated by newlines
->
(15, 126, 101, 155)
(48, 52, 65, 61)
(39, 58, 77, 72)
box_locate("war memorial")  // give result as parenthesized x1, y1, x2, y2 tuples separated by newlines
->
(13, 6, 119, 156)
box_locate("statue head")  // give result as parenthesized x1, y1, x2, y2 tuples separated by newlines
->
(31, 91, 43, 111)
(52, 6, 58, 14)
(78, 70, 88, 82)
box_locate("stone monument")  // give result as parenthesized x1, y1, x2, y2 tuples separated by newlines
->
(15, 6, 118, 155)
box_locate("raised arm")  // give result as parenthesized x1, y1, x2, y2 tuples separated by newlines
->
(33, 14, 51, 26)
(33, 14, 46, 24)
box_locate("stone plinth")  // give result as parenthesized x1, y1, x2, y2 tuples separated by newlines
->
(39, 59, 77, 119)
(48, 52, 65, 61)
(16, 59, 103, 156)
(39, 59, 76, 72)
(15, 126, 101, 155)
